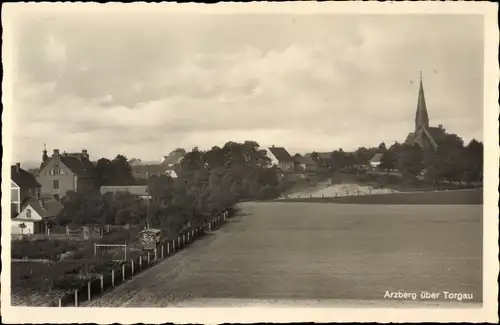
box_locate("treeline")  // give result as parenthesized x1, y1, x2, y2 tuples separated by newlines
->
(311, 126, 483, 188)
(57, 141, 287, 232)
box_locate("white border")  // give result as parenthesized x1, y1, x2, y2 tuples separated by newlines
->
(2, 2, 498, 323)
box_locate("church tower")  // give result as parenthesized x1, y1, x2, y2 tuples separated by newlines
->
(405, 72, 438, 151)
(415, 72, 430, 133)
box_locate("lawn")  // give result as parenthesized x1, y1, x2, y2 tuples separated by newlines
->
(275, 188, 483, 205)
(84, 201, 482, 307)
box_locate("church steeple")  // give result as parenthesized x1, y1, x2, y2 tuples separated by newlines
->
(415, 71, 429, 132)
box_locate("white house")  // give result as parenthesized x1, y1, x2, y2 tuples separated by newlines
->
(11, 197, 63, 235)
(265, 146, 295, 172)
(369, 153, 384, 168)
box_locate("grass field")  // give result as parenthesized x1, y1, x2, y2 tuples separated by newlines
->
(276, 188, 483, 205)
(83, 201, 482, 307)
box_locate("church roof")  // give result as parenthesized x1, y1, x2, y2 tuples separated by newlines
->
(415, 75, 430, 130)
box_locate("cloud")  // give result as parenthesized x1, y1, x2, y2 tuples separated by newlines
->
(11, 13, 484, 163)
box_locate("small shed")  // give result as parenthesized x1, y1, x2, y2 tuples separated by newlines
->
(138, 228, 162, 250)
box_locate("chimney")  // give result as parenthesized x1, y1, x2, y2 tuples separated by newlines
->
(38, 198, 44, 209)
(438, 124, 443, 130)
(82, 149, 89, 160)
(16, 162, 20, 173)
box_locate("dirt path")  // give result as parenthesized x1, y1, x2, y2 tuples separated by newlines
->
(83, 202, 482, 307)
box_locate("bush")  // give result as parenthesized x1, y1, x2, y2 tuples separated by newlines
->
(12, 239, 82, 261)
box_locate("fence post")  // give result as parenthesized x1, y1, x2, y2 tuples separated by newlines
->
(161, 244, 164, 259)
(94, 243, 97, 257)
(88, 281, 91, 301)
(58, 298, 62, 307)
(124, 243, 127, 261)
(178, 237, 181, 247)
(154, 248, 158, 261)
(167, 241, 170, 255)
(122, 264, 125, 282)
(183, 234, 186, 245)
(74, 289, 78, 307)
(147, 251, 151, 264)
(100, 275, 104, 292)
(131, 260, 135, 275)
(112, 269, 115, 287)
(139, 255, 143, 269)
(187, 232, 190, 243)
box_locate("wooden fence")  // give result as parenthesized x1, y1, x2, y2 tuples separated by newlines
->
(55, 209, 231, 307)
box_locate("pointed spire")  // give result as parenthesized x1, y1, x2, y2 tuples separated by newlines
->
(415, 72, 429, 132)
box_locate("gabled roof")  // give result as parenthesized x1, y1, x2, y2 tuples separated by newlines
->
(11, 165, 41, 189)
(294, 154, 316, 165)
(101, 185, 150, 196)
(268, 147, 293, 162)
(16, 197, 63, 220)
(128, 158, 143, 166)
(59, 154, 97, 177)
(162, 151, 185, 165)
(370, 153, 384, 163)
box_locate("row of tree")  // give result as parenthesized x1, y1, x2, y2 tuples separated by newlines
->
(58, 141, 287, 231)
(310, 126, 483, 187)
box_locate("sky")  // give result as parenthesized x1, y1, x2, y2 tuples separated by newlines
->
(10, 11, 484, 165)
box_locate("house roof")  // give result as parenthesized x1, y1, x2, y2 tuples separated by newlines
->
(16, 197, 63, 220)
(101, 185, 150, 196)
(370, 153, 384, 163)
(162, 151, 185, 165)
(294, 154, 316, 165)
(128, 158, 143, 165)
(11, 165, 41, 189)
(268, 147, 293, 162)
(59, 154, 97, 177)
(131, 164, 163, 179)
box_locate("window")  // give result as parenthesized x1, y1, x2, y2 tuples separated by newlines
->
(26, 209, 32, 218)
(53, 180, 59, 189)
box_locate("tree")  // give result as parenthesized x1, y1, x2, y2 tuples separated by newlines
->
(377, 142, 388, 153)
(463, 139, 483, 184)
(380, 142, 402, 173)
(398, 144, 424, 178)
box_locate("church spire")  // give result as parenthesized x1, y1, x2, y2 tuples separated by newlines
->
(415, 71, 429, 132)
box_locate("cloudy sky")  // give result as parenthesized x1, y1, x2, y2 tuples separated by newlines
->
(10, 11, 484, 164)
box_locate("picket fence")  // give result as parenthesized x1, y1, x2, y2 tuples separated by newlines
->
(56, 210, 230, 307)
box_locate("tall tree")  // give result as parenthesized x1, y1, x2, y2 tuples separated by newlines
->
(398, 144, 424, 178)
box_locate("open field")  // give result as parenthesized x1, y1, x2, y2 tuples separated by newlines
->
(83, 201, 482, 307)
(276, 188, 482, 205)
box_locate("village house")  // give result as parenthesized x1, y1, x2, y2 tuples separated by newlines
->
(131, 164, 164, 180)
(37, 148, 100, 201)
(11, 197, 64, 235)
(11, 163, 63, 235)
(11, 163, 41, 216)
(131, 150, 184, 181)
(265, 146, 295, 172)
(369, 153, 384, 169)
(293, 154, 317, 173)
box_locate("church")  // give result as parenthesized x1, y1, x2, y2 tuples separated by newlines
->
(404, 73, 439, 151)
